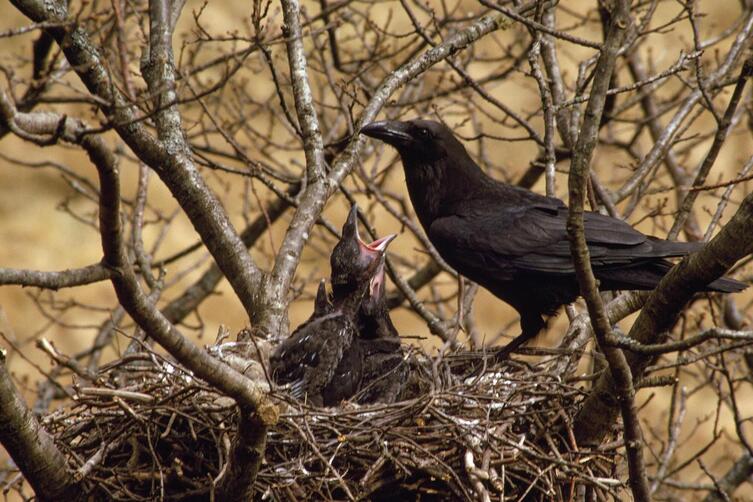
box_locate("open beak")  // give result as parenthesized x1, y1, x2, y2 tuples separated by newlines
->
(358, 232, 397, 263)
(368, 260, 387, 303)
(346, 203, 397, 262)
(361, 120, 413, 148)
(365, 233, 397, 252)
(364, 234, 396, 303)
(343, 202, 397, 274)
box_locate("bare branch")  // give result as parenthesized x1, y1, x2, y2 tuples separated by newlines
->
(0, 349, 84, 500)
(574, 191, 753, 445)
(280, 0, 326, 183)
(10, 0, 269, 325)
(668, 57, 753, 239)
(565, 3, 650, 500)
(0, 263, 110, 289)
(0, 95, 277, 417)
(702, 452, 753, 502)
(260, 10, 514, 335)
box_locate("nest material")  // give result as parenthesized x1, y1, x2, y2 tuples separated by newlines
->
(38, 346, 624, 501)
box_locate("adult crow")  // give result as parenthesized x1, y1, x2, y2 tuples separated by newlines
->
(361, 119, 747, 355)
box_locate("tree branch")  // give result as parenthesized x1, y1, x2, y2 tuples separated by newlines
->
(280, 0, 326, 184)
(214, 406, 269, 500)
(161, 190, 293, 325)
(0, 349, 84, 500)
(701, 451, 753, 502)
(0, 264, 110, 289)
(565, 3, 650, 500)
(574, 191, 753, 445)
(668, 56, 753, 240)
(10, 0, 269, 325)
(0, 93, 277, 414)
(613, 9, 753, 203)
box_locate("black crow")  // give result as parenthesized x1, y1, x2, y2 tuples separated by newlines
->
(361, 119, 747, 355)
(326, 207, 406, 404)
(358, 256, 400, 340)
(270, 205, 395, 405)
(354, 258, 407, 404)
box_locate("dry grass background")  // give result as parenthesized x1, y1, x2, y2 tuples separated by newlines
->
(0, 0, 752, 498)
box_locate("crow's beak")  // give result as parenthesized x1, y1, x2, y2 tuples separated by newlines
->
(313, 279, 330, 316)
(364, 235, 396, 304)
(358, 232, 397, 264)
(339, 203, 360, 248)
(367, 233, 397, 252)
(344, 203, 359, 233)
(368, 260, 387, 304)
(343, 203, 397, 262)
(361, 120, 413, 148)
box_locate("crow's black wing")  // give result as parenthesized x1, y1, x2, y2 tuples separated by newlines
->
(429, 200, 698, 276)
(270, 314, 355, 399)
(321, 339, 364, 406)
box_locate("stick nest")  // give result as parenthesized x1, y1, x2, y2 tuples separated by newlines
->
(39, 345, 624, 501)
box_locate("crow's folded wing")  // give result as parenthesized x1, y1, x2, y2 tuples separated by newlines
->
(428, 202, 698, 276)
(271, 314, 354, 388)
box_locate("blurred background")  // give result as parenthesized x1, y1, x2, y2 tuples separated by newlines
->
(1, 0, 752, 498)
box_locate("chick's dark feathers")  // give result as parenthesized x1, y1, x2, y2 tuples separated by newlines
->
(271, 205, 401, 406)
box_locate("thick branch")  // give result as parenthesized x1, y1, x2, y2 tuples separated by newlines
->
(85, 125, 276, 416)
(611, 328, 753, 356)
(1, 98, 277, 418)
(574, 191, 753, 445)
(280, 0, 326, 183)
(215, 406, 269, 500)
(10, 0, 268, 325)
(565, 3, 649, 501)
(162, 192, 292, 325)
(0, 350, 84, 501)
(572, 43, 753, 447)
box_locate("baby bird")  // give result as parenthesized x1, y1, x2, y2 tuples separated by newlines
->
(354, 257, 407, 404)
(270, 205, 395, 406)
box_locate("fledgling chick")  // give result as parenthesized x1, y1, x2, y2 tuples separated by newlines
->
(270, 205, 395, 406)
(354, 258, 407, 404)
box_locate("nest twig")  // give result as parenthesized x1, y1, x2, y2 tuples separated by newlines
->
(30, 347, 623, 501)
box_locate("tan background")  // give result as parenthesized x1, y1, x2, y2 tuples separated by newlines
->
(0, 0, 751, 498)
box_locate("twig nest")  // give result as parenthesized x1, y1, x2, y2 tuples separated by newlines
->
(41, 341, 621, 500)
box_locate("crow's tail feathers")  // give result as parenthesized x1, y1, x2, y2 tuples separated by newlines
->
(706, 275, 747, 293)
(648, 239, 747, 293)
(598, 261, 747, 293)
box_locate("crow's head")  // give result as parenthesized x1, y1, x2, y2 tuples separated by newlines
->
(330, 204, 396, 290)
(360, 119, 462, 162)
(362, 119, 478, 225)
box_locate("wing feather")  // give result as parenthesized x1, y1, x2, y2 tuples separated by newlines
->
(429, 201, 696, 276)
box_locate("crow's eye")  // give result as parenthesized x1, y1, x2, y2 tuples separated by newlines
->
(418, 128, 430, 138)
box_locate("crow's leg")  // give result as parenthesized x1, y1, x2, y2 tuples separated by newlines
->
(494, 313, 545, 361)
(465, 313, 545, 378)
